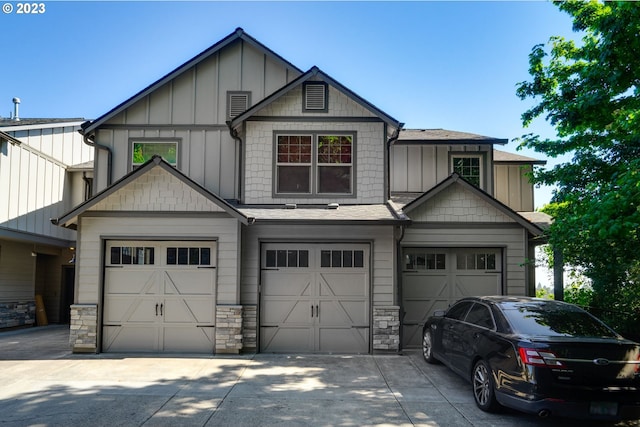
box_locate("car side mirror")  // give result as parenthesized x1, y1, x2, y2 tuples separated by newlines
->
(433, 310, 446, 317)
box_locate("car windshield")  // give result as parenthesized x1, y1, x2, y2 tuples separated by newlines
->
(500, 301, 619, 338)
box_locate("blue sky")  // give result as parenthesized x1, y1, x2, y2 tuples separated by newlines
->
(1, 1, 577, 207)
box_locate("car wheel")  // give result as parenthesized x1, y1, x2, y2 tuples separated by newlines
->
(472, 360, 500, 412)
(422, 328, 438, 364)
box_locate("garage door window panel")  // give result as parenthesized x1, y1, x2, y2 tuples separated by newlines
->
(110, 246, 155, 265)
(265, 249, 309, 268)
(457, 252, 497, 270)
(321, 250, 364, 268)
(404, 252, 446, 270)
(167, 247, 211, 266)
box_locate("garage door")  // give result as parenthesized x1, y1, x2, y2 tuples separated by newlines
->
(103, 241, 217, 353)
(260, 243, 370, 353)
(401, 248, 502, 348)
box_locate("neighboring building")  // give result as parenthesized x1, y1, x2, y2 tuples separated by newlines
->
(53, 28, 548, 354)
(0, 116, 93, 329)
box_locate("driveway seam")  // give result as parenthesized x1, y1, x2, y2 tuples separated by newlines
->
(372, 355, 416, 426)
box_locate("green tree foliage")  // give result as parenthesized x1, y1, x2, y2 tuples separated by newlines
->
(516, 1, 640, 336)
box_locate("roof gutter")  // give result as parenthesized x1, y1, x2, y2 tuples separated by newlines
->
(226, 121, 243, 202)
(79, 128, 112, 186)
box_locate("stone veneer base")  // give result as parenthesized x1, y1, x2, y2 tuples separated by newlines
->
(373, 306, 400, 353)
(69, 304, 98, 353)
(0, 301, 36, 329)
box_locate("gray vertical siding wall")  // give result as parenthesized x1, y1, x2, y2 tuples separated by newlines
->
(240, 224, 397, 306)
(494, 164, 535, 212)
(390, 145, 494, 195)
(91, 39, 301, 197)
(0, 124, 91, 241)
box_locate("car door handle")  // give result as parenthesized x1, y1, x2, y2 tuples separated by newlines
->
(473, 332, 480, 339)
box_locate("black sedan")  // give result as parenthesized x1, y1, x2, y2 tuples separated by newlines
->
(421, 296, 640, 420)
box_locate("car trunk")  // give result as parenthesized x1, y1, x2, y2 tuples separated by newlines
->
(529, 337, 640, 386)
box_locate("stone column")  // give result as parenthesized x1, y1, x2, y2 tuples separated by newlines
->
(69, 304, 98, 353)
(215, 305, 243, 354)
(242, 305, 257, 352)
(373, 306, 400, 353)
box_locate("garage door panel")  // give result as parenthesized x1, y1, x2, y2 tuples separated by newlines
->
(105, 269, 158, 294)
(402, 274, 448, 299)
(163, 298, 215, 324)
(103, 241, 217, 354)
(164, 270, 216, 295)
(454, 275, 500, 298)
(261, 243, 370, 353)
(401, 248, 503, 349)
(262, 272, 312, 296)
(319, 300, 367, 325)
(104, 297, 158, 324)
(261, 327, 313, 352)
(318, 273, 367, 297)
(103, 325, 158, 352)
(318, 327, 368, 353)
(163, 326, 214, 352)
(262, 299, 311, 325)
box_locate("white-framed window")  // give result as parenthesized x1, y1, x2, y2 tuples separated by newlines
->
(451, 154, 482, 187)
(275, 133, 353, 195)
(131, 140, 178, 169)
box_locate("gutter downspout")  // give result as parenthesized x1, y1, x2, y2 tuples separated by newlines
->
(226, 121, 243, 202)
(79, 129, 112, 186)
(386, 123, 404, 201)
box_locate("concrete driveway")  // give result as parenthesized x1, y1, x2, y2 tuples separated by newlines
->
(0, 325, 637, 427)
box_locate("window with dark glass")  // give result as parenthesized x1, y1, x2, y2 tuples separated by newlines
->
(320, 250, 364, 268)
(275, 133, 353, 196)
(265, 250, 309, 268)
(166, 247, 211, 266)
(452, 156, 481, 187)
(404, 252, 446, 270)
(110, 246, 154, 265)
(465, 303, 495, 329)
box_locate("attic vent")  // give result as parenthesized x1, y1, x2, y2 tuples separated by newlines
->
(303, 83, 327, 112)
(227, 92, 250, 119)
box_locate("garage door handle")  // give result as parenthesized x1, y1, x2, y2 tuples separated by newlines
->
(197, 266, 217, 269)
(155, 303, 158, 316)
(160, 303, 163, 316)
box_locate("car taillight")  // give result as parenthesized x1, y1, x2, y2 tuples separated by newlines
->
(518, 347, 564, 367)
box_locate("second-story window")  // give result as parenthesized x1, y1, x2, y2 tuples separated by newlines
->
(276, 133, 354, 196)
(451, 155, 482, 187)
(131, 140, 178, 170)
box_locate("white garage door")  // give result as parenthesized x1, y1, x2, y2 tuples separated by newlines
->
(260, 243, 370, 353)
(402, 248, 502, 348)
(103, 241, 217, 353)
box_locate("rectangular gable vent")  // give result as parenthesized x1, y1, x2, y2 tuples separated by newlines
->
(228, 92, 250, 119)
(304, 83, 327, 111)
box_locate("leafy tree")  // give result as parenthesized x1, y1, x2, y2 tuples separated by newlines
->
(516, 0, 640, 336)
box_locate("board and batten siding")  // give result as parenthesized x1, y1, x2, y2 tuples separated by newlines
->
(0, 138, 76, 241)
(76, 216, 240, 305)
(0, 240, 36, 302)
(240, 224, 396, 306)
(390, 145, 494, 195)
(5, 124, 91, 168)
(92, 38, 301, 195)
(494, 164, 535, 212)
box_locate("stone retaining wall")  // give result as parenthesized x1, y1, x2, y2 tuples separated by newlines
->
(241, 305, 257, 352)
(69, 304, 97, 353)
(0, 301, 36, 329)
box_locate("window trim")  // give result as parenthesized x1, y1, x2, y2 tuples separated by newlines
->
(273, 131, 356, 198)
(129, 138, 180, 171)
(450, 152, 485, 188)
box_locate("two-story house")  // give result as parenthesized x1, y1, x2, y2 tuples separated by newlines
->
(53, 28, 547, 354)
(0, 114, 93, 329)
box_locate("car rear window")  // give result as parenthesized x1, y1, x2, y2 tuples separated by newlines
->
(500, 302, 618, 338)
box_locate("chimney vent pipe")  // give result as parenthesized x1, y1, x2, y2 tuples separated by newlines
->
(12, 97, 20, 121)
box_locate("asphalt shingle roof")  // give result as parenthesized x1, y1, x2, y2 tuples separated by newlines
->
(398, 129, 507, 145)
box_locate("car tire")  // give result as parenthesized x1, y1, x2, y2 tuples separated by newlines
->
(472, 359, 500, 412)
(422, 328, 438, 364)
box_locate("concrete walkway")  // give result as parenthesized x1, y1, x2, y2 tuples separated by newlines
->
(0, 325, 636, 426)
